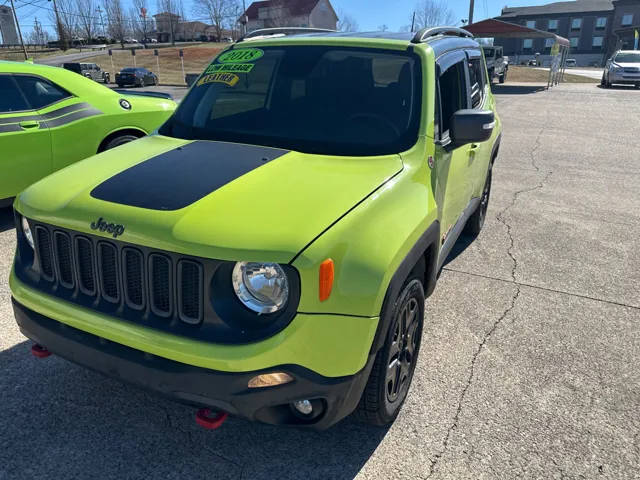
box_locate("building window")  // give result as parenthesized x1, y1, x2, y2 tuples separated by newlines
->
(545, 38, 555, 48)
(570, 37, 579, 48)
(523, 38, 533, 49)
(595, 17, 607, 29)
(571, 18, 582, 30)
(621, 14, 633, 26)
(526, 20, 536, 28)
(592, 36, 603, 48)
(548, 19, 558, 30)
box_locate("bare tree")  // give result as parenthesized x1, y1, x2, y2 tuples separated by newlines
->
(337, 10, 358, 32)
(130, 0, 151, 43)
(412, 0, 455, 30)
(49, 0, 78, 48)
(76, 0, 96, 43)
(157, 0, 181, 45)
(103, 0, 127, 46)
(28, 19, 49, 45)
(378, 24, 388, 32)
(193, 0, 230, 41)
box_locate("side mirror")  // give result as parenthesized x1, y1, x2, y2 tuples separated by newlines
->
(450, 109, 495, 147)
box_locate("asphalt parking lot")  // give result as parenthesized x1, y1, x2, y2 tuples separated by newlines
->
(1, 82, 639, 479)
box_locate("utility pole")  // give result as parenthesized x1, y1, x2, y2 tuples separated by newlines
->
(468, 0, 475, 25)
(9, 0, 28, 60)
(411, 11, 416, 32)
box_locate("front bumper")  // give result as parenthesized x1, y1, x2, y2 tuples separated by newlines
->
(608, 71, 640, 84)
(13, 298, 376, 429)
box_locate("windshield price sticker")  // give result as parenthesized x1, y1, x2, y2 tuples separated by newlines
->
(218, 48, 264, 64)
(197, 73, 240, 87)
(205, 63, 255, 74)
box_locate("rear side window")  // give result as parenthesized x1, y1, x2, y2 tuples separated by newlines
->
(13, 75, 71, 110)
(438, 61, 467, 136)
(468, 57, 485, 108)
(0, 75, 29, 112)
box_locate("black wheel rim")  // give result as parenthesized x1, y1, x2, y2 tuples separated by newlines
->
(478, 171, 492, 227)
(385, 297, 420, 404)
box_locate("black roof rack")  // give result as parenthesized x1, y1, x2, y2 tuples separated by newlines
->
(411, 26, 474, 44)
(237, 27, 337, 42)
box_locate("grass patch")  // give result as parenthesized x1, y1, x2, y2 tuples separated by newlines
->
(80, 45, 227, 85)
(507, 66, 597, 83)
(0, 48, 87, 62)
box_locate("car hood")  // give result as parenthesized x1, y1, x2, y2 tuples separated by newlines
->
(16, 135, 403, 263)
(613, 62, 640, 68)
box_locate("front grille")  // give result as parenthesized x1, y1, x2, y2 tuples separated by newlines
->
(31, 223, 204, 326)
(624, 67, 640, 73)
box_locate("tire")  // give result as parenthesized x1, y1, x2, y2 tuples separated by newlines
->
(499, 72, 506, 84)
(355, 278, 425, 426)
(102, 134, 139, 151)
(464, 164, 493, 236)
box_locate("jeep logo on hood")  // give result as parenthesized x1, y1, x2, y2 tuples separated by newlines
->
(91, 217, 125, 238)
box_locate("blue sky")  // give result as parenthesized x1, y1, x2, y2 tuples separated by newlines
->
(12, 0, 559, 36)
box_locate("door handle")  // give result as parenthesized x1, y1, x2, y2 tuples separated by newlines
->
(19, 120, 40, 129)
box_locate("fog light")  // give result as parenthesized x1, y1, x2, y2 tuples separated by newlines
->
(248, 372, 293, 388)
(292, 399, 313, 416)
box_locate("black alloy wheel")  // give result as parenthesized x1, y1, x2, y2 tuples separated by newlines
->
(464, 165, 493, 236)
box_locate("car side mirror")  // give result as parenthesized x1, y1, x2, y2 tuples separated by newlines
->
(450, 109, 495, 147)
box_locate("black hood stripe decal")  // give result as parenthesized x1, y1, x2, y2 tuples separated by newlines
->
(90, 141, 290, 211)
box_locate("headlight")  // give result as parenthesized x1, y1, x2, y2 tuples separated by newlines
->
(22, 216, 34, 249)
(232, 262, 289, 314)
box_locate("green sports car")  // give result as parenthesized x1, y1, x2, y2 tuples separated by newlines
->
(11, 28, 501, 429)
(0, 60, 176, 207)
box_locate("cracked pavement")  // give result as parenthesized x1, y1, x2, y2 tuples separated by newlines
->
(1, 83, 639, 479)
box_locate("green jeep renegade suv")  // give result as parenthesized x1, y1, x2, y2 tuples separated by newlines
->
(11, 27, 501, 429)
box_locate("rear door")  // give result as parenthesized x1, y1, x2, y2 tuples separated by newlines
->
(13, 74, 104, 173)
(433, 51, 474, 241)
(0, 74, 52, 200)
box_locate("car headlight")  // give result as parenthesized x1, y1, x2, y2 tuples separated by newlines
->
(22, 216, 34, 249)
(232, 262, 289, 314)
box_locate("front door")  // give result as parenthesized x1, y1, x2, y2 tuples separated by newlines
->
(0, 74, 52, 201)
(433, 54, 474, 243)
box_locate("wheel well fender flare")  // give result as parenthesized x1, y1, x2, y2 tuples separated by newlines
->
(97, 127, 147, 153)
(369, 220, 440, 354)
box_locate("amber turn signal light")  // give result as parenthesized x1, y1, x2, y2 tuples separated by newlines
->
(319, 259, 334, 302)
(248, 372, 294, 388)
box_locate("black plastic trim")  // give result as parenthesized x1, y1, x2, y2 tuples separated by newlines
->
(370, 221, 440, 354)
(13, 298, 374, 430)
(437, 197, 480, 272)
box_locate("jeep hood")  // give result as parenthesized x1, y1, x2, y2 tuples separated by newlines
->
(16, 135, 403, 263)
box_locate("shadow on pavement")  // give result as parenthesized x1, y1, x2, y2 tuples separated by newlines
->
(0, 206, 15, 233)
(441, 232, 476, 268)
(491, 84, 547, 95)
(0, 340, 390, 479)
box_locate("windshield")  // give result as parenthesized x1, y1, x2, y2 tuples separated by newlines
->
(121, 68, 136, 73)
(614, 52, 640, 63)
(160, 46, 422, 156)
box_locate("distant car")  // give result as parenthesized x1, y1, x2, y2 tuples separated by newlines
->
(144, 38, 158, 43)
(115, 67, 158, 87)
(222, 37, 233, 42)
(124, 38, 139, 44)
(527, 59, 537, 66)
(63, 62, 110, 84)
(0, 61, 176, 205)
(482, 46, 508, 83)
(602, 50, 640, 89)
(565, 59, 577, 67)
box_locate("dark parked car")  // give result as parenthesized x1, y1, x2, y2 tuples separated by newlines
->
(63, 62, 110, 83)
(115, 67, 158, 87)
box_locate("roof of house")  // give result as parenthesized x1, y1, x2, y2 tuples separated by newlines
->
(500, 0, 614, 18)
(243, 0, 322, 20)
(153, 11, 180, 18)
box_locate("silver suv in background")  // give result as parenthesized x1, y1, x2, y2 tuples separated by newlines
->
(483, 46, 508, 83)
(602, 51, 640, 89)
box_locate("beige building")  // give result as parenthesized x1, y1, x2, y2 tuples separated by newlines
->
(240, 0, 338, 33)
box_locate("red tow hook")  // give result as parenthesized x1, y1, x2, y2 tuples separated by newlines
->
(195, 409, 228, 430)
(31, 344, 52, 358)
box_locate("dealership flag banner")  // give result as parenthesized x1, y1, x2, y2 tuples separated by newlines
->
(635, 29, 639, 50)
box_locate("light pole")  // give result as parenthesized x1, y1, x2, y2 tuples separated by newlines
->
(468, 0, 475, 25)
(9, 0, 28, 60)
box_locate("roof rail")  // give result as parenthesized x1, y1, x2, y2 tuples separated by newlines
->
(237, 27, 337, 42)
(411, 26, 474, 44)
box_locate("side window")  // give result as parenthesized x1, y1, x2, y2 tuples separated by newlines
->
(438, 61, 467, 137)
(0, 75, 30, 113)
(467, 56, 485, 109)
(13, 75, 72, 110)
